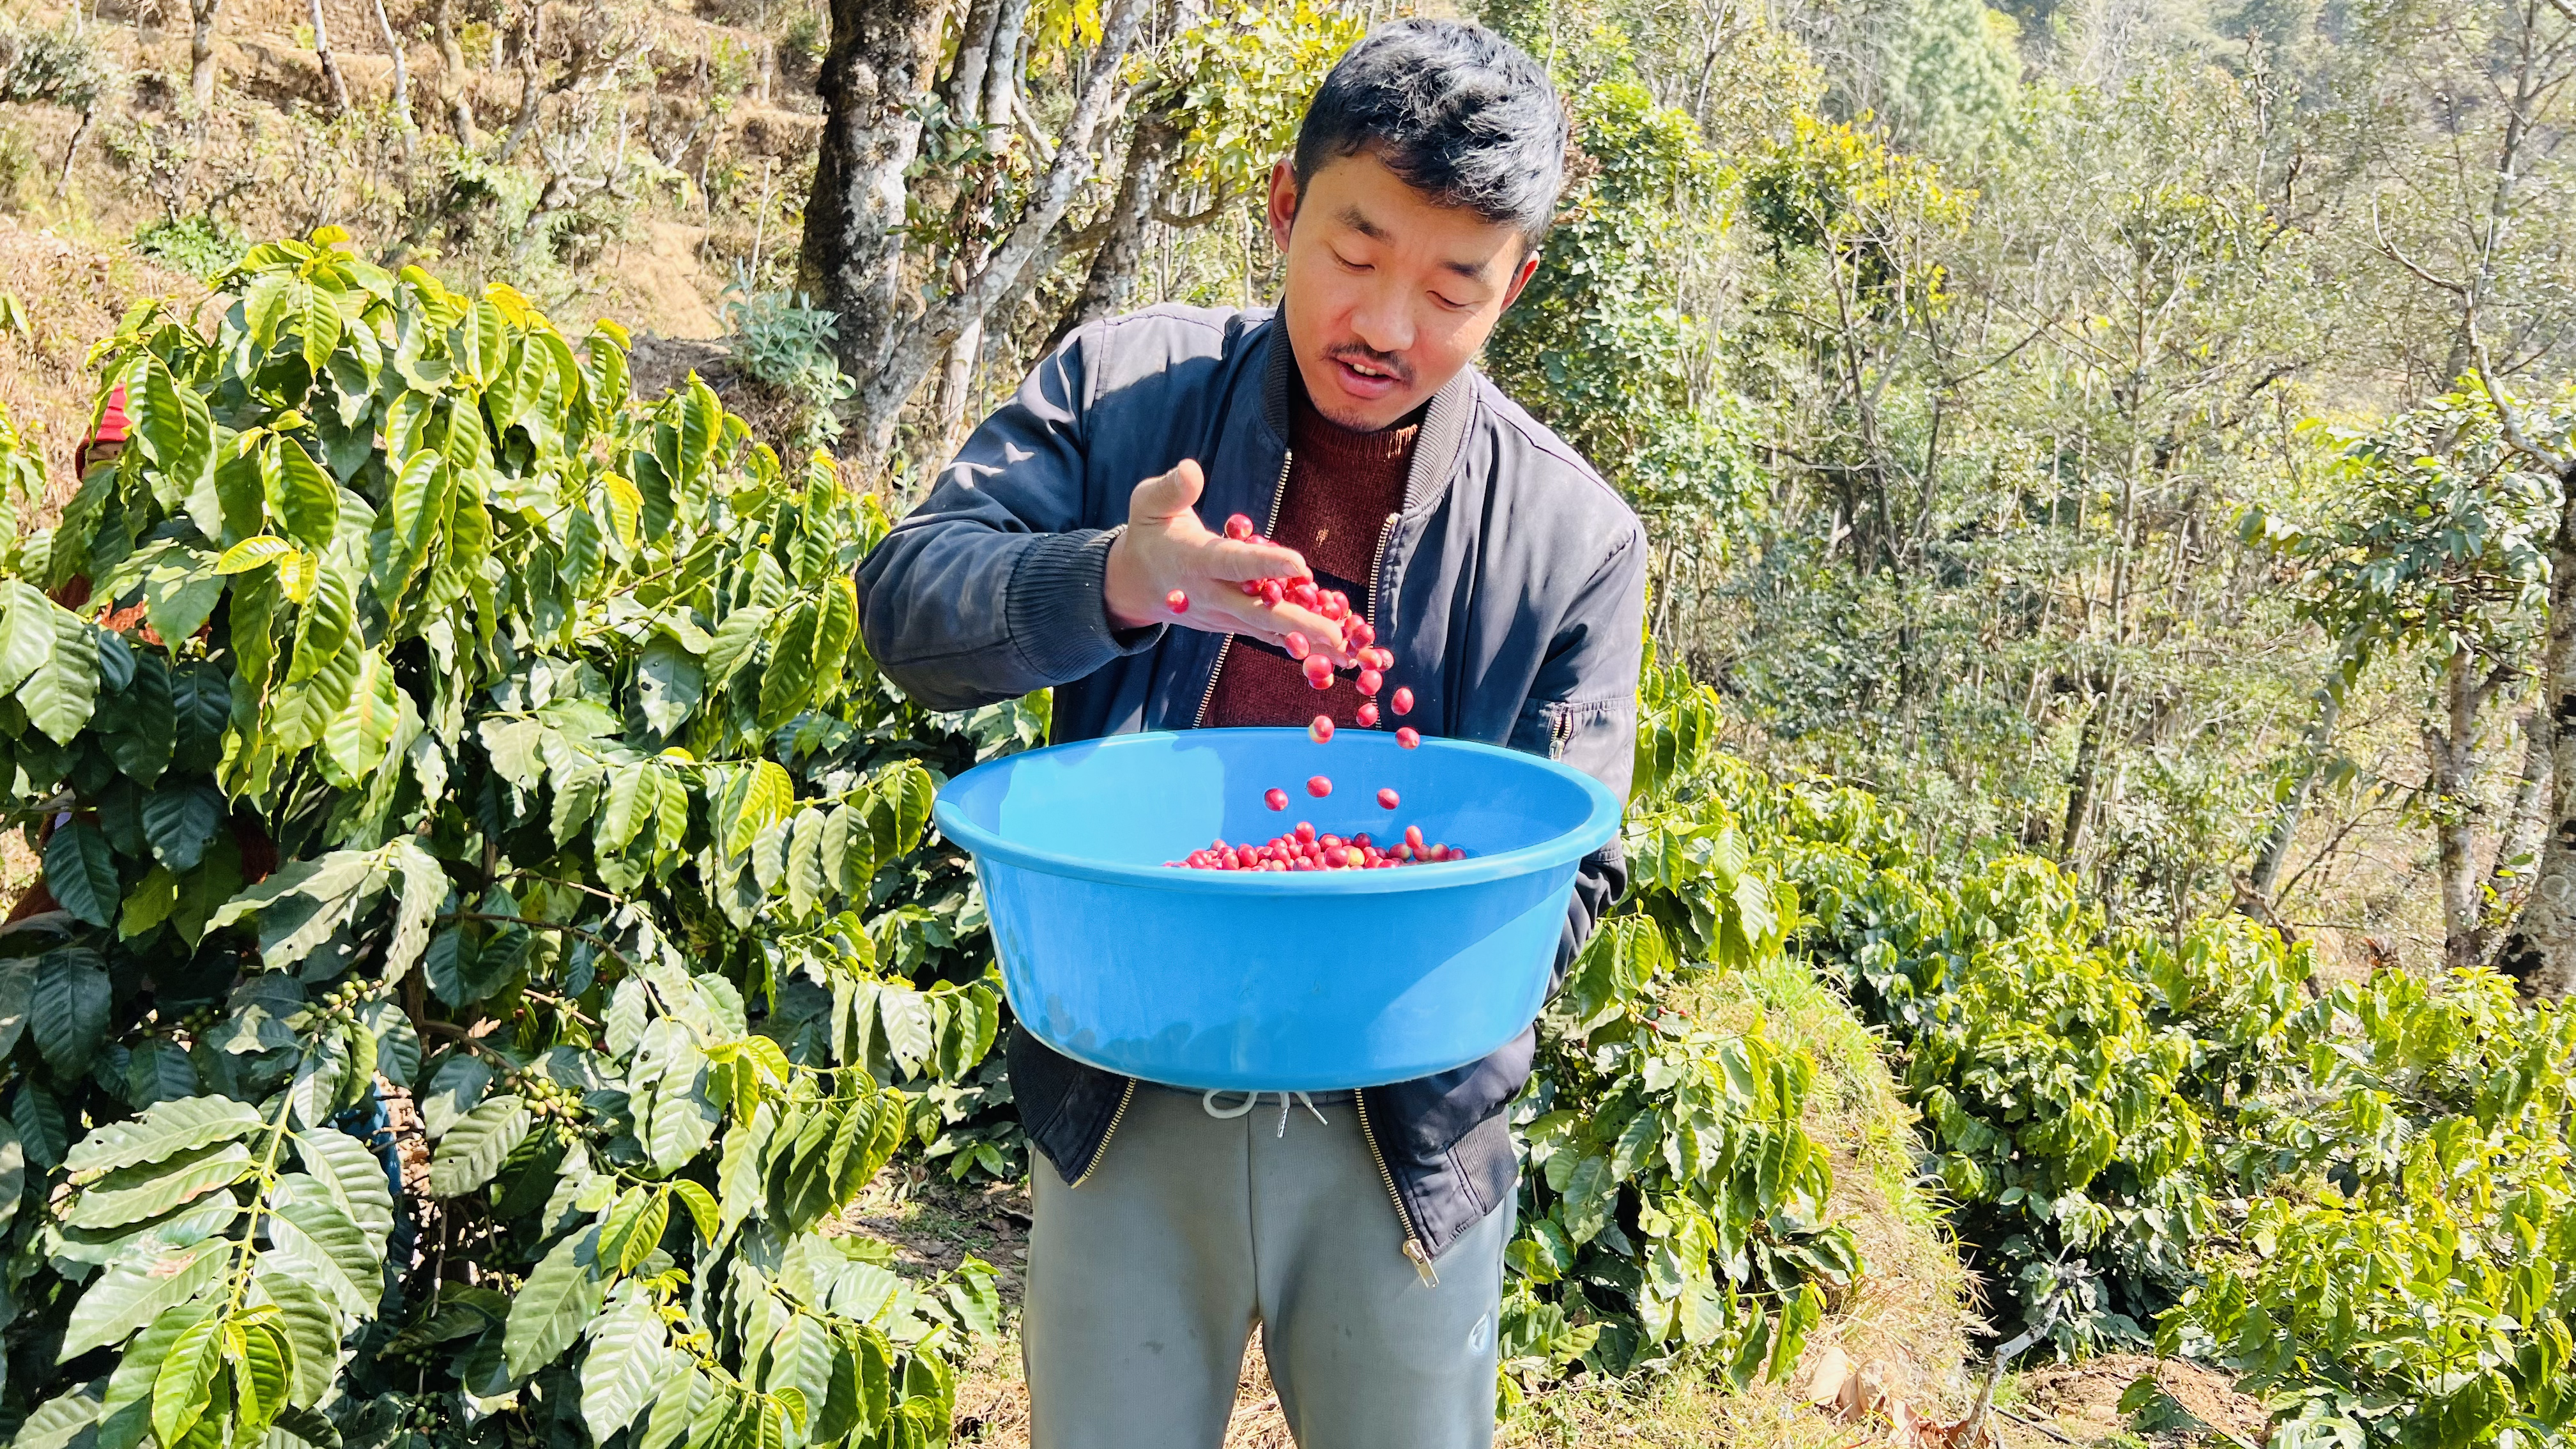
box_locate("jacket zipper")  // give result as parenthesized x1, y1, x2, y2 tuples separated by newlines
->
(1363, 510, 1398, 647)
(1551, 705, 1573, 759)
(1192, 448, 1296, 728)
(1070, 1077, 1138, 1188)
(1351, 1090, 1440, 1285)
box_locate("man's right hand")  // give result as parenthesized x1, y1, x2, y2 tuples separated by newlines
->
(1102, 461, 1360, 666)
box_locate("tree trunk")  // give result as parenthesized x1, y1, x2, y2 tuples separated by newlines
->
(944, 0, 1000, 125)
(433, 0, 479, 146)
(2497, 462, 2576, 997)
(2430, 645, 2484, 972)
(2249, 677, 2344, 898)
(2485, 707, 2551, 935)
(310, 0, 352, 112)
(982, 0, 1029, 134)
(2060, 680, 2110, 861)
(372, 0, 415, 155)
(500, 0, 546, 160)
(1045, 109, 1177, 351)
(818, 0, 1145, 470)
(189, 0, 221, 111)
(798, 0, 953, 432)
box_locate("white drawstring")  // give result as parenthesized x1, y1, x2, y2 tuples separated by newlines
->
(1201, 1089, 1330, 1137)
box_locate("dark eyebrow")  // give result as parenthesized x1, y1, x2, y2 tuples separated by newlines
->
(1333, 203, 1389, 241)
(1331, 203, 1494, 284)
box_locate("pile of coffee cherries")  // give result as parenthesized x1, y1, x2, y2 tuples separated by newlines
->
(1168, 822, 1468, 872)
(1162, 512, 1460, 872)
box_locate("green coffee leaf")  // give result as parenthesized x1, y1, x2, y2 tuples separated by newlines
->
(99, 1301, 214, 1449)
(293, 1126, 396, 1248)
(148, 1311, 224, 1447)
(429, 1095, 530, 1197)
(268, 438, 342, 552)
(70, 1139, 254, 1230)
(249, 1257, 340, 1405)
(45, 821, 121, 929)
(266, 1191, 381, 1315)
(581, 1289, 670, 1439)
(65, 1095, 260, 1175)
(18, 1382, 106, 1449)
(59, 1240, 226, 1358)
(31, 944, 111, 1073)
(505, 1229, 605, 1377)
(141, 780, 226, 872)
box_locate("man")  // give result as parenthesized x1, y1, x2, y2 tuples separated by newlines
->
(856, 20, 1644, 1448)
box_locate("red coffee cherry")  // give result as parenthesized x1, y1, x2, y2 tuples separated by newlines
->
(1377, 788, 1399, 809)
(1390, 686, 1414, 716)
(1303, 655, 1335, 689)
(1262, 578, 1287, 606)
(1265, 788, 1288, 811)
(1356, 702, 1379, 728)
(1307, 776, 1332, 797)
(1167, 590, 1189, 613)
(1309, 715, 1334, 743)
(1396, 727, 1420, 748)
(1225, 513, 1255, 540)
(1355, 669, 1382, 697)
(1285, 631, 1310, 660)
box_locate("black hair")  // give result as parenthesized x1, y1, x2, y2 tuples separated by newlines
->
(1291, 19, 1567, 250)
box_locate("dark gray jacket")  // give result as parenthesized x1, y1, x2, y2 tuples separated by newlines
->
(856, 303, 1646, 1268)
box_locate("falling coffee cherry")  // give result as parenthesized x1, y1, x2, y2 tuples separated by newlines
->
(1377, 788, 1400, 809)
(1167, 590, 1189, 613)
(1307, 775, 1333, 797)
(1225, 513, 1255, 540)
(1309, 715, 1335, 743)
(1390, 686, 1414, 716)
(1265, 788, 1288, 811)
(1356, 702, 1379, 728)
(1285, 631, 1310, 661)
(1356, 669, 1383, 696)
(1303, 654, 1335, 689)
(1397, 728, 1420, 749)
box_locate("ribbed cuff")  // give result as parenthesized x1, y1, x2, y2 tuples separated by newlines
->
(1006, 526, 1167, 684)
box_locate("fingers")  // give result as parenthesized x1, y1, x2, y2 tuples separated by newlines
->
(1128, 459, 1206, 523)
(1204, 537, 1311, 583)
(1190, 594, 1356, 666)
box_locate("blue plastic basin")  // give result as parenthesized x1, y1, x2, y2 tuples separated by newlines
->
(933, 727, 1621, 1091)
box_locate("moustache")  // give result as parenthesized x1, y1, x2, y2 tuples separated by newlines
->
(1326, 346, 1412, 386)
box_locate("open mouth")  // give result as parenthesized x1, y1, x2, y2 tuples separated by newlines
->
(1328, 351, 1409, 399)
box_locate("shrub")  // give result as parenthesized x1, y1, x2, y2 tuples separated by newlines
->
(1501, 655, 1858, 1397)
(2165, 970, 2576, 1448)
(721, 283, 855, 452)
(0, 230, 1004, 1448)
(132, 218, 248, 283)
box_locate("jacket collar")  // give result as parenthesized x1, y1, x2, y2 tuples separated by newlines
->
(1258, 309, 1476, 521)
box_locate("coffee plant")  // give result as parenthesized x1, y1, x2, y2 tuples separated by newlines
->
(1499, 654, 1855, 1398)
(0, 230, 1010, 1449)
(2165, 969, 2575, 1448)
(1718, 721, 2576, 1437)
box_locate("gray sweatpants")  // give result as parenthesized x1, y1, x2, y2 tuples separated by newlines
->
(1021, 1084, 1512, 1449)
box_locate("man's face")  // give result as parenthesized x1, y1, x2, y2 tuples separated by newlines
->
(1268, 151, 1540, 433)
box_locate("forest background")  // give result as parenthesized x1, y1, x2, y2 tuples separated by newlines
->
(0, 0, 2571, 1442)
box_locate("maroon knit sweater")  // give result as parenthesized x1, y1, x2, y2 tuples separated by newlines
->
(1204, 383, 1419, 728)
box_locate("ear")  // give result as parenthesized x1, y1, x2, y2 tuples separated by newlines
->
(1498, 249, 1543, 312)
(1267, 158, 1300, 254)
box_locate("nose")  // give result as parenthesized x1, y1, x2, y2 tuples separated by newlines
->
(1348, 278, 1414, 358)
